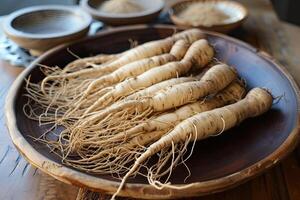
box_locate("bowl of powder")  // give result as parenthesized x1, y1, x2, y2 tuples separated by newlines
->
(81, 0, 164, 26)
(169, 0, 248, 33)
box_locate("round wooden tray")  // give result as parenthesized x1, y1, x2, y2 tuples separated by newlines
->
(5, 25, 300, 199)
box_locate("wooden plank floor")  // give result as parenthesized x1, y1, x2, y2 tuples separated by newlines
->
(1, 0, 300, 199)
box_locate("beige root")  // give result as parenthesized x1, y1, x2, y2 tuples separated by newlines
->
(40, 28, 205, 95)
(125, 75, 203, 101)
(78, 39, 189, 98)
(63, 64, 236, 156)
(85, 63, 236, 126)
(81, 39, 214, 115)
(63, 53, 121, 73)
(107, 80, 246, 144)
(59, 80, 245, 174)
(25, 30, 205, 125)
(23, 74, 202, 126)
(112, 88, 273, 199)
(64, 39, 191, 119)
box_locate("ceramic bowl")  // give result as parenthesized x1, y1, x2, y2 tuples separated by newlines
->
(80, 0, 164, 26)
(169, 0, 248, 33)
(3, 5, 92, 55)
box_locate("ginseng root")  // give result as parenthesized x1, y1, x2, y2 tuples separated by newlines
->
(66, 64, 236, 154)
(61, 80, 245, 174)
(63, 53, 121, 73)
(40, 29, 205, 94)
(107, 80, 246, 144)
(112, 87, 273, 199)
(66, 40, 190, 117)
(81, 39, 214, 115)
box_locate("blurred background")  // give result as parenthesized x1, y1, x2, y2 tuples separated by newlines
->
(271, 0, 300, 25)
(0, 0, 299, 26)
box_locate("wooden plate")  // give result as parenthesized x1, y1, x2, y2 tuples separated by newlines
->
(5, 25, 300, 199)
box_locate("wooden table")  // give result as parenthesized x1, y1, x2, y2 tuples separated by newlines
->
(1, 0, 300, 199)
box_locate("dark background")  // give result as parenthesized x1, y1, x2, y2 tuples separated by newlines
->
(271, 0, 300, 25)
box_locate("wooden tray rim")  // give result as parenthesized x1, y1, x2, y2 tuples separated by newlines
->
(5, 24, 300, 199)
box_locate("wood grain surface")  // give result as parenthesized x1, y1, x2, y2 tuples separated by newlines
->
(1, 0, 300, 199)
